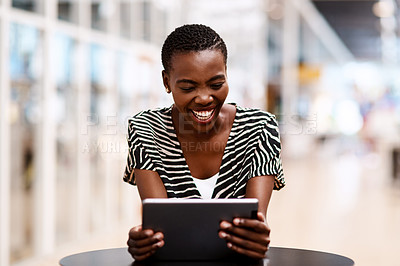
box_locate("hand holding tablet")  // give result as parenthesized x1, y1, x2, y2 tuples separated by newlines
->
(218, 211, 271, 260)
(127, 224, 165, 261)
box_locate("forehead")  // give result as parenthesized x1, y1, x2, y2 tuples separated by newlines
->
(169, 50, 226, 78)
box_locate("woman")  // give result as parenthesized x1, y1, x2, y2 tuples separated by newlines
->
(124, 24, 285, 261)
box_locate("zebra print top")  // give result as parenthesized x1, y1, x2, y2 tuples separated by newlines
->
(123, 104, 285, 198)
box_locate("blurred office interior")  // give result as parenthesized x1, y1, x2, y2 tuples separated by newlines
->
(0, 0, 399, 265)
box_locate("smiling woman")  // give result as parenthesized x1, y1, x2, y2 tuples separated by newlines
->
(123, 24, 285, 261)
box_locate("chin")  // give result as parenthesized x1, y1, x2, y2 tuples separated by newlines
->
(193, 120, 219, 134)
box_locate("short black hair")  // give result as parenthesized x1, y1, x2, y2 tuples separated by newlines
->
(161, 24, 227, 73)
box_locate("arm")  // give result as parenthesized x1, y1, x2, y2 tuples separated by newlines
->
(127, 169, 167, 261)
(135, 169, 168, 200)
(245, 175, 275, 216)
(219, 175, 275, 259)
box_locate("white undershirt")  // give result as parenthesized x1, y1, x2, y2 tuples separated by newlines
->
(192, 173, 219, 199)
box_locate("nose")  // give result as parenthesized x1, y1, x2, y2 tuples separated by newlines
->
(194, 88, 213, 106)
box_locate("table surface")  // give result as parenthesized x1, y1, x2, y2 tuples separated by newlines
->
(59, 247, 354, 266)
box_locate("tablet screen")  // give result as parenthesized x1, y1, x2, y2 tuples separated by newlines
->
(142, 198, 258, 261)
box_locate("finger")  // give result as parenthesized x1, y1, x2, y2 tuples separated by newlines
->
(219, 231, 269, 254)
(220, 226, 269, 246)
(128, 232, 164, 248)
(232, 217, 270, 234)
(257, 212, 265, 222)
(136, 232, 164, 248)
(226, 242, 267, 260)
(129, 225, 142, 235)
(129, 225, 153, 239)
(220, 219, 270, 236)
(129, 248, 155, 261)
(129, 240, 164, 256)
(127, 236, 158, 248)
(128, 226, 154, 241)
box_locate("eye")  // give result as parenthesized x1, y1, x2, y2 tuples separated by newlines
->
(210, 83, 224, 90)
(180, 87, 195, 92)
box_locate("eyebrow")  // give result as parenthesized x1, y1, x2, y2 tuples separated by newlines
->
(176, 75, 226, 85)
(207, 75, 226, 83)
(176, 79, 198, 85)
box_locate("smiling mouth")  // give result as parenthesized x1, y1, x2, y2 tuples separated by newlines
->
(191, 109, 215, 121)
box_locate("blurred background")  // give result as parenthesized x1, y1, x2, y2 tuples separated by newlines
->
(0, 0, 399, 265)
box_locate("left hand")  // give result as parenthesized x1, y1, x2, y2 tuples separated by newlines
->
(218, 212, 270, 259)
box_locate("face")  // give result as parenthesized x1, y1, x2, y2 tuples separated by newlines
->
(162, 49, 229, 135)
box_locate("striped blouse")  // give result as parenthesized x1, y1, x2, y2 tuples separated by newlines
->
(123, 104, 285, 198)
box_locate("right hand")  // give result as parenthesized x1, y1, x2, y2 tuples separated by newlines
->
(127, 225, 164, 261)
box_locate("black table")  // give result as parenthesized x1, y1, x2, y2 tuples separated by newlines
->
(59, 247, 354, 266)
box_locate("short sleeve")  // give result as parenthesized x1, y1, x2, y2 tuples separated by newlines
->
(123, 119, 156, 185)
(249, 115, 285, 190)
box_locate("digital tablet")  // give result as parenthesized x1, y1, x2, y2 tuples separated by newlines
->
(142, 198, 259, 261)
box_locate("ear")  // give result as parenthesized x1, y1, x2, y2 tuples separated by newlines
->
(162, 70, 170, 92)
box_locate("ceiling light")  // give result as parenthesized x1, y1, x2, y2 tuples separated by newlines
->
(372, 1, 395, 18)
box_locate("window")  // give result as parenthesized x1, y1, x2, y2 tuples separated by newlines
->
(142, 0, 151, 41)
(12, 0, 43, 14)
(120, 1, 131, 39)
(58, 0, 78, 24)
(91, 0, 108, 32)
(89, 43, 115, 231)
(53, 33, 78, 245)
(9, 22, 42, 262)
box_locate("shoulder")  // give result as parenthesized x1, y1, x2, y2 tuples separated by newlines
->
(234, 105, 278, 128)
(234, 106, 282, 156)
(127, 106, 172, 130)
(232, 105, 281, 145)
(129, 106, 171, 121)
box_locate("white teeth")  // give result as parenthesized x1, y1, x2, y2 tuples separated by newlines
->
(192, 109, 214, 120)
